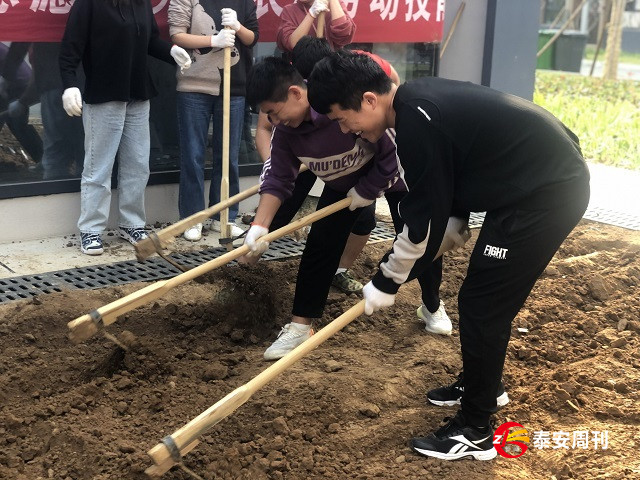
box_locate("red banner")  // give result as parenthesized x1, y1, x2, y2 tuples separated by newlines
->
(0, 0, 444, 44)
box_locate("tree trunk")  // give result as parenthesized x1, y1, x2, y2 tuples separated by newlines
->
(603, 0, 624, 80)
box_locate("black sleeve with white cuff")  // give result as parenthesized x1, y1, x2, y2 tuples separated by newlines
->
(372, 103, 456, 295)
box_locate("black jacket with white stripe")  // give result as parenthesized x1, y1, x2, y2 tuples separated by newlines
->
(373, 77, 588, 294)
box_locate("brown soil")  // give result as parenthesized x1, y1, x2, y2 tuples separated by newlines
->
(1, 221, 639, 480)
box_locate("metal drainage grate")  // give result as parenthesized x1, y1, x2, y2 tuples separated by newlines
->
(0, 224, 396, 304)
(0, 276, 65, 303)
(470, 207, 640, 231)
(583, 206, 640, 231)
(5, 206, 635, 305)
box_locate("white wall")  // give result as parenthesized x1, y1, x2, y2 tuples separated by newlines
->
(439, 0, 488, 83)
(0, 176, 260, 244)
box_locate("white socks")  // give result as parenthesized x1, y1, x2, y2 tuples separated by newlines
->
(290, 322, 311, 332)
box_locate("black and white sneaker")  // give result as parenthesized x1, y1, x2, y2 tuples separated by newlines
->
(80, 233, 104, 255)
(427, 372, 509, 407)
(119, 226, 149, 245)
(410, 412, 497, 461)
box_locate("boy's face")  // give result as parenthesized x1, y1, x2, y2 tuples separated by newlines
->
(326, 94, 386, 143)
(260, 86, 310, 128)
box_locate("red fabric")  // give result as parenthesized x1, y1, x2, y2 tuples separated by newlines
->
(0, 0, 444, 43)
(352, 49, 392, 77)
(276, 0, 355, 52)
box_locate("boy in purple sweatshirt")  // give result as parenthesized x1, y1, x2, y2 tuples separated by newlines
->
(244, 57, 465, 360)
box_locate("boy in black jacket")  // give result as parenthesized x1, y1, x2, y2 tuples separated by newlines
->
(308, 51, 590, 461)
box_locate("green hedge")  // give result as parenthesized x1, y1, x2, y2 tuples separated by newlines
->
(534, 70, 640, 170)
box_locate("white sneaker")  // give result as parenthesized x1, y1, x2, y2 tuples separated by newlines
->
(417, 300, 452, 335)
(183, 223, 203, 241)
(263, 323, 314, 361)
(211, 220, 245, 238)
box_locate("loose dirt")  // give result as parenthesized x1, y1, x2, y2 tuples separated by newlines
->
(1, 221, 639, 480)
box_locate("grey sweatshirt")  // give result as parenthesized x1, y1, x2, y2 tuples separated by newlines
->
(168, 0, 258, 96)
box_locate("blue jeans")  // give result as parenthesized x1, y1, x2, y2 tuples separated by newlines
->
(78, 100, 150, 233)
(177, 92, 245, 220)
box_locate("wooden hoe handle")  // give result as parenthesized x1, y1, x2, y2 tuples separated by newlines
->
(220, 32, 232, 245)
(67, 197, 352, 344)
(134, 165, 309, 262)
(316, 11, 326, 38)
(145, 299, 366, 477)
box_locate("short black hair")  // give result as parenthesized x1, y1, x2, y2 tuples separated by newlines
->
(307, 51, 392, 114)
(246, 56, 305, 109)
(291, 36, 332, 79)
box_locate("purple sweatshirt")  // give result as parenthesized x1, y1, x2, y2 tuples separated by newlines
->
(259, 109, 404, 201)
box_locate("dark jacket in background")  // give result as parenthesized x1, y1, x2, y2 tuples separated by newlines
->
(59, 0, 175, 104)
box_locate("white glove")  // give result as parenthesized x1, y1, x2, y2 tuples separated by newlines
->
(244, 224, 269, 257)
(170, 45, 192, 71)
(62, 87, 82, 117)
(210, 29, 236, 49)
(442, 216, 471, 252)
(346, 187, 374, 211)
(309, 0, 329, 18)
(221, 8, 241, 32)
(362, 281, 396, 315)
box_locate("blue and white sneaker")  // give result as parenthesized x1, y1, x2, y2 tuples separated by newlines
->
(80, 233, 104, 255)
(119, 226, 149, 245)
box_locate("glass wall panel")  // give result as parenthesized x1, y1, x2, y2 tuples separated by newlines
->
(0, 39, 438, 198)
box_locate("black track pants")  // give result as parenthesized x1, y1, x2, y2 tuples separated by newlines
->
(270, 169, 317, 231)
(292, 187, 364, 318)
(270, 169, 379, 236)
(292, 189, 443, 318)
(459, 178, 590, 426)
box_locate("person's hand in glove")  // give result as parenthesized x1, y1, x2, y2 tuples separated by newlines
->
(210, 28, 236, 49)
(7, 100, 27, 119)
(170, 45, 192, 72)
(346, 187, 374, 211)
(440, 216, 471, 254)
(362, 281, 396, 315)
(309, 0, 329, 18)
(221, 8, 241, 32)
(244, 223, 269, 257)
(62, 87, 83, 117)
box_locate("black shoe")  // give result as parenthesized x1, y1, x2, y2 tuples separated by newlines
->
(410, 412, 497, 461)
(427, 373, 509, 407)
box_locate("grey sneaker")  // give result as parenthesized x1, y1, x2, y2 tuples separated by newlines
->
(331, 270, 364, 294)
(417, 300, 452, 335)
(263, 323, 314, 361)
